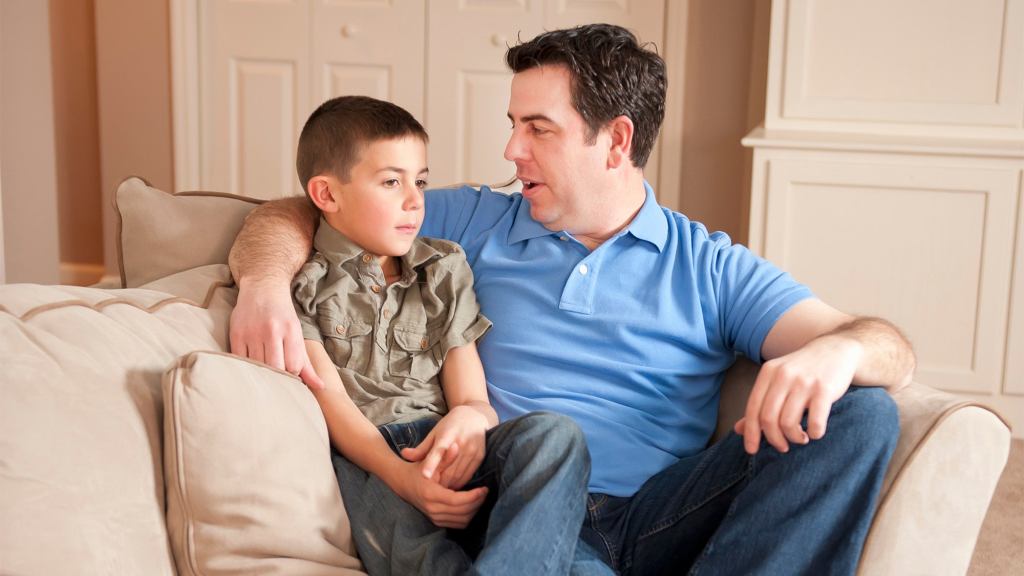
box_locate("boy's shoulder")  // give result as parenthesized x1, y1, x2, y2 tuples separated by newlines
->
(412, 237, 470, 279)
(415, 236, 463, 257)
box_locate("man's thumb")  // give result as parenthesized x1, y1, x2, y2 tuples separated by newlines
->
(299, 363, 325, 391)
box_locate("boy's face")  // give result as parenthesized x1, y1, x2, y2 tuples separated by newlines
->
(320, 136, 427, 258)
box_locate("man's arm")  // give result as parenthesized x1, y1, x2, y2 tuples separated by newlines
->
(401, 343, 497, 490)
(305, 340, 488, 528)
(738, 298, 915, 455)
(228, 197, 323, 387)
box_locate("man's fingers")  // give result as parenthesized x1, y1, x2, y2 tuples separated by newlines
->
(758, 383, 790, 454)
(283, 331, 308, 375)
(298, 363, 325, 391)
(778, 390, 810, 446)
(806, 395, 832, 440)
(251, 343, 266, 363)
(265, 339, 285, 372)
(743, 365, 774, 454)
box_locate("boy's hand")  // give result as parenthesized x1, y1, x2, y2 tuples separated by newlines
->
(400, 406, 489, 490)
(230, 278, 324, 390)
(390, 461, 488, 529)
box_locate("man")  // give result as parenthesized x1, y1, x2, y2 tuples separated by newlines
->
(229, 24, 915, 575)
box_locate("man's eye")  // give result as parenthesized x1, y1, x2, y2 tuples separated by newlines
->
(530, 125, 547, 135)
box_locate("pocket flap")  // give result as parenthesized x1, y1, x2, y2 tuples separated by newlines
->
(392, 326, 438, 352)
(318, 314, 372, 340)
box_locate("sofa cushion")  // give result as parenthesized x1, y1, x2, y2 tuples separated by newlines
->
(115, 176, 264, 287)
(0, 264, 235, 575)
(163, 351, 364, 575)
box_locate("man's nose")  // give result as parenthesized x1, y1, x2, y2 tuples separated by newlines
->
(504, 130, 524, 162)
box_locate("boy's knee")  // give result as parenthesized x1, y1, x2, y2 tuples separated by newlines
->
(510, 411, 588, 461)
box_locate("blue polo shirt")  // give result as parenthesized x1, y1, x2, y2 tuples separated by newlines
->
(422, 183, 813, 497)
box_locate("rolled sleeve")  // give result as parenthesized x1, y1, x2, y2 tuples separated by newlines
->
(291, 255, 329, 343)
(430, 248, 492, 360)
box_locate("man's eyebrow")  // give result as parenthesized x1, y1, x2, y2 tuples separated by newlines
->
(508, 113, 555, 124)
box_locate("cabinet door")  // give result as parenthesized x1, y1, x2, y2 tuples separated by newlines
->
(1004, 171, 1024, 397)
(200, 0, 310, 198)
(752, 154, 1018, 395)
(312, 0, 425, 120)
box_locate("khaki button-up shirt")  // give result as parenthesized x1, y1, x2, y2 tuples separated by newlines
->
(293, 219, 491, 426)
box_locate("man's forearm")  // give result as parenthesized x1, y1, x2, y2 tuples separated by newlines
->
(828, 317, 916, 391)
(228, 196, 319, 287)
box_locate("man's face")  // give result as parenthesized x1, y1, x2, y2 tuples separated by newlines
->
(504, 64, 612, 234)
(323, 136, 427, 258)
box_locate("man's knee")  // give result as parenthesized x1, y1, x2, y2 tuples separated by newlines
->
(832, 387, 900, 452)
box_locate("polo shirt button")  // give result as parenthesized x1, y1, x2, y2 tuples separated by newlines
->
(578, 264, 589, 275)
(361, 254, 372, 263)
(371, 285, 381, 293)
(336, 325, 347, 335)
(559, 236, 567, 241)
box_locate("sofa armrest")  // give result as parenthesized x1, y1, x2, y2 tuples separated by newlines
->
(714, 359, 1012, 574)
(858, 383, 1011, 575)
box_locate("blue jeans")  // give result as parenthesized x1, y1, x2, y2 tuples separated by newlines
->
(332, 411, 598, 576)
(577, 386, 900, 575)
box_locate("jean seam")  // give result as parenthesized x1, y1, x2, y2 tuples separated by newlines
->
(586, 496, 620, 571)
(635, 446, 751, 542)
(685, 455, 757, 576)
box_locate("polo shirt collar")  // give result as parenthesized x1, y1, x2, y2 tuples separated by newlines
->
(314, 217, 444, 270)
(505, 181, 667, 252)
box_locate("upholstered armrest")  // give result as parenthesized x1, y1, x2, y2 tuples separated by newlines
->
(713, 358, 1012, 575)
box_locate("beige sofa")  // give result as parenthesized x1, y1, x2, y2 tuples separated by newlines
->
(0, 177, 1012, 575)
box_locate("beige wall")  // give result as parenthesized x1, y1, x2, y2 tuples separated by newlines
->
(50, 0, 103, 279)
(1, 0, 61, 284)
(675, 0, 769, 244)
(95, 0, 174, 278)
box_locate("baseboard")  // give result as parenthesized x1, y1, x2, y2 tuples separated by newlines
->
(59, 262, 106, 286)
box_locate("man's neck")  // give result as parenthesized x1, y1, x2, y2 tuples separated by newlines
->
(575, 173, 647, 251)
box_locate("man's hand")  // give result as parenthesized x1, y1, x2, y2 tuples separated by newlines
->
(229, 278, 324, 390)
(400, 405, 490, 490)
(390, 460, 489, 529)
(735, 333, 862, 455)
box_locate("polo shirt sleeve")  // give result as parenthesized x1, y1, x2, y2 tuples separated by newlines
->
(704, 230, 814, 363)
(428, 247, 492, 361)
(291, 253, 330, 343)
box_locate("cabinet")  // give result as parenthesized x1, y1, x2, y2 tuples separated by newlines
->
(744, 0, 1024, 435)
(173, 0, 669, 199)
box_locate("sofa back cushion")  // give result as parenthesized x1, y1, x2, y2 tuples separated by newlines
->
(115, 176, 264, 287)
(0, 265, 235, 575)
(163, 351, 364, 575)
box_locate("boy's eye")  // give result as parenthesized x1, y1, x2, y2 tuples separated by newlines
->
(416, 179, 428, 189)
(383, 178, 400, 188)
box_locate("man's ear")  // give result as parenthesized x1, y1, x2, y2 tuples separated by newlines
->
(606, 115, 635, 170)
(307, 175, 340, 213)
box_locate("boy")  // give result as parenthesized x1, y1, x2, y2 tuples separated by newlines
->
(291, 95, 593, 576)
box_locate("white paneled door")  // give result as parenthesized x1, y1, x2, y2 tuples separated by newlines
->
(176, 0, 671, 199)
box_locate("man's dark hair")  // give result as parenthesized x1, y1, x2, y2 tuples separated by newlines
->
(505, 23, 666, 168)
(296, 95, 428, 191)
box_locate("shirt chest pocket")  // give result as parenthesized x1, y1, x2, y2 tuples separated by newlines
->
(389, 326, 442, 382)
(318, 314, 374, 372)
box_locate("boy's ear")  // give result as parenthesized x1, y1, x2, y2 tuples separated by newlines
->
(605, 115, 634, 170)
(307, 175, 340, 212)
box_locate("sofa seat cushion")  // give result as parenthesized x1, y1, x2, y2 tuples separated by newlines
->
(0, 264, 235, 575)
(163, 351, 364, 575)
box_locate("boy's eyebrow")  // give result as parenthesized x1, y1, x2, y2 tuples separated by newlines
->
(375, 167, 430, 175)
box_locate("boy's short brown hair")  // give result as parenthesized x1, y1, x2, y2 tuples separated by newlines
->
(296, 95, 428, 192)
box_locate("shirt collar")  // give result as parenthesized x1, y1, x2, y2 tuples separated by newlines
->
(506, 181, 667, 252)
(313, 217, 445, 270)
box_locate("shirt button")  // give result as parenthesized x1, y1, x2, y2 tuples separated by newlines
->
(382, 309, 391, 319)
(371, 285, 381, 293)
(336, 325, 347, 335)
(420, 338, 429, 349)
(361, 254, 372, 263)
(578, 264, 589, 275)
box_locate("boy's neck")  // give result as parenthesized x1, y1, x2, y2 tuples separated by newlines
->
(379, 255, 402, 284)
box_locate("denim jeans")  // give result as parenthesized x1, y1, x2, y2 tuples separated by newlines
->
(332, 411, 598, 576)
(578, 386, 900, 576)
